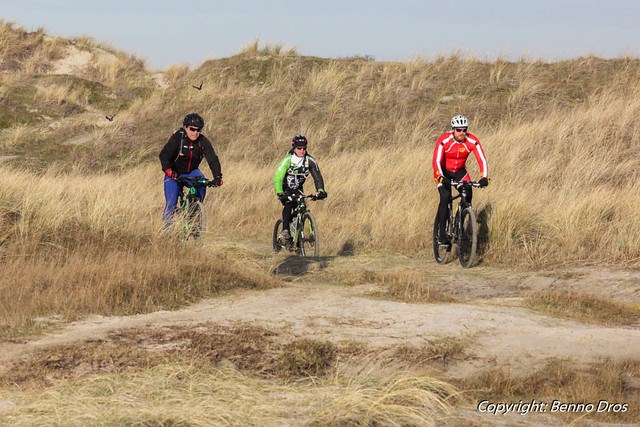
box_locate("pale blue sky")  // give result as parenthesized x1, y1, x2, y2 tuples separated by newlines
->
(2, 0, 639, 70)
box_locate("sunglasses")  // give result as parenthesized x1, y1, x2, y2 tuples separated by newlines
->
(188, 127, 201, 132)
(294, 146, 306, 150)
(454, 128, 468, 133)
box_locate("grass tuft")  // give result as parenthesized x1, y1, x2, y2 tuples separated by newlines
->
(525, 288, 640, 326)
(277, 339, 337, 379)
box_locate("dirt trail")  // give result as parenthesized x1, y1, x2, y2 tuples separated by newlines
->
(2, 259, 640, 379)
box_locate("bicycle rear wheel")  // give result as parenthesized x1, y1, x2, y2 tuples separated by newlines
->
(433, 214, 453, 264)
(299, 212, 319, 257)
(458, 207, 477, 268)
(185, 200, 206, 240)
(272, 219, 285, 252)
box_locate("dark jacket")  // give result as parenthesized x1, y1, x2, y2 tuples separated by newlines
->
(159, 129, 222, 178)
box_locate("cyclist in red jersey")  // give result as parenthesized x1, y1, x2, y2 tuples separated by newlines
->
(432, 115, 489, 246)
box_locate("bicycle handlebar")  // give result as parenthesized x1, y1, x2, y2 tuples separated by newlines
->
(175, 177, 219, 188)
(450, 180, 482, 188)
(286, 193, 320, 203)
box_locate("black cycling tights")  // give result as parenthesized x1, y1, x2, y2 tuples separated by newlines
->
(282, 202, 295, 231)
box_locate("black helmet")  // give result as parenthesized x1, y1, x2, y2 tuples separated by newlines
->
(291, 135, 308, 148)
(183, 113, 204, 128)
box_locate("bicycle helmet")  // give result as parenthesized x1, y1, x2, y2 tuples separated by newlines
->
(450, 115, 469, 128)
(291, 135, 308, 148)
(183, 113, 204, 128)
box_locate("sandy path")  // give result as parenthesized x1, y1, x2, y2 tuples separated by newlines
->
(2, 278, 639, 378)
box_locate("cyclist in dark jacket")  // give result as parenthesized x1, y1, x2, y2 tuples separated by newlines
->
(274, 135, 327, 245)
(159, 113, 223, 228)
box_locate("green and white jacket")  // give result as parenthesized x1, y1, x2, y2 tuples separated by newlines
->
(273, 152, 325, 195)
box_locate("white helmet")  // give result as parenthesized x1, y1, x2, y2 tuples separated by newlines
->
(451, 115, 469, 128)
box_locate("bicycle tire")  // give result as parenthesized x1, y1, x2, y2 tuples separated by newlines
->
(458, 207, 478, 268)
(272, 219, 285, 252)
(185, 199, 206, 240)
(299, 212, 319, 257)
(433, 214, 453, 264)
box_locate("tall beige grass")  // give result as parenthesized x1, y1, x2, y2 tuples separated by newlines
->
(0, 52, 638, 338)
(0, 165, 275, 338)
(0, 21, 89, 75)
(487, 86, 640, 267)
(2, 19, 640, 327)
(0, 364, 459, 426)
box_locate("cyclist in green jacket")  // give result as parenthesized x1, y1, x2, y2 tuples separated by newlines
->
(274, 135, 327, 245)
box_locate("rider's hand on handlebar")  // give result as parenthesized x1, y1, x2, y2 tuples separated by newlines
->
(164, 168, 178, 179)
(478, 177, 489, 188)
(438, 175, 451, 186)
(316, 190, 327, 200)
(213, 176, 223, 187)
(277, 193, 289, 205)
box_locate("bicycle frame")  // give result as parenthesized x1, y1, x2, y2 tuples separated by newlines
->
(289, 195, 315, 251)
(433, 180, 482, 268)
(173, 176, 218, 239)
(448, 181, 475, 243)
(273, 193, 319, 257)
(178, 185, 200, 207)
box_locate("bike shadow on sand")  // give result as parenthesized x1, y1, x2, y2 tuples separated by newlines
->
(476, 203, 492, 260)
(271, 255, 334, 277)
(271, 239, 355, 277)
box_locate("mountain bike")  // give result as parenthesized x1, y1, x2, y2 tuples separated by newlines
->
(174, 176, 218, 240)
(433, 181, 482, 268)
(273, 193, 320, 257)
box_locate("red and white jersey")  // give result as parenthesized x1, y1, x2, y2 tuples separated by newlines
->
(432, 131, 488, 183)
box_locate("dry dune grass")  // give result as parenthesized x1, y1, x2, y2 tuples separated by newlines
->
(2, 89, 640, 329)
(0, 364, 459, 426)
(464, 358, 640, 423)
(85, 48, 639, 269)
(5, 25, 639, 270)
(0, 20, 66, 73)
(2, 23, 640, 424)
(487, 87, 640, 267)
(0, 166, 276, 339)
(0, 324, 461, 426)
(525, 288, 640, 326)
(1, 49, 639, 342)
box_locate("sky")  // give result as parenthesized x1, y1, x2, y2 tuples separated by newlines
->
(2, 0, 639, 70)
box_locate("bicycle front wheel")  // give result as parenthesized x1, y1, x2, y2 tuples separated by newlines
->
(185, 200, 206, 240)
(272, 219, 285, 252)
(457, 207, 477, 268)
(433, 214, 453, 264)
(299, 212, 319, 257)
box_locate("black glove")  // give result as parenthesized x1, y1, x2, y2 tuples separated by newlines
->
(278, 193, 289, 205)
(478, 177, 489, 188)
(316, 190, 327, 200)
(438, 176, 451, 186)
(213, 176, 223, 187)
